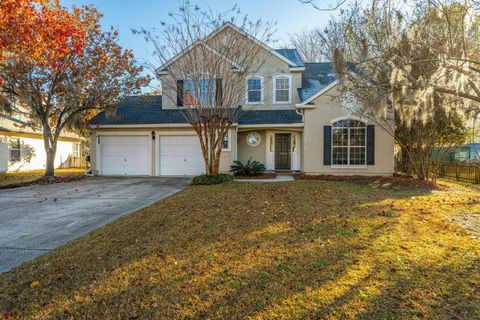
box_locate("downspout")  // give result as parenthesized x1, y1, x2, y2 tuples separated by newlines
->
(295, 107, 304, 123)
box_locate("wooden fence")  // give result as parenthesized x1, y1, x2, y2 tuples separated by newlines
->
(438, 162, 480, 184)
(59, 156, 88, 169)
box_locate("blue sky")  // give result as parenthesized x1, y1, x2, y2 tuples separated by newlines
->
(63, 0, 340, 90)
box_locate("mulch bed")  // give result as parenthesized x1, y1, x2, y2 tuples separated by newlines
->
(294, 172, 445, 190)
(0, 175, 85, 190)
(234, 173, 277, 180)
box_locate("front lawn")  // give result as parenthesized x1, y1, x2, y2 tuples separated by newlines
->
(1, 180, 479, 319)
(0, 168, 85, 188)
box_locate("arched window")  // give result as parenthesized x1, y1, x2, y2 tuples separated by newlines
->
(332, 118, 367, 166)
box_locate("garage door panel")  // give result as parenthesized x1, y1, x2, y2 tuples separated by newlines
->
(159, 135, 205, 176)
(100, 135, 151, 176)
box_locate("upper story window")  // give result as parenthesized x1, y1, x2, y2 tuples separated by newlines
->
(246, 77, 263, 104)
(332, 119, 367, 166)
(274, 75, 291, 104)
(183, 79, 216, 106)
(9, 138, 21, 162)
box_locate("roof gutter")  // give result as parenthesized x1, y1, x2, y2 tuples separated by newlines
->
(89, 123, 240, 129)
(289, 67, 305, 72)
(237, 123, 304, 129)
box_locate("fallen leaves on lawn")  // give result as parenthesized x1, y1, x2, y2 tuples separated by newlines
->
(0, 180, 479, 319)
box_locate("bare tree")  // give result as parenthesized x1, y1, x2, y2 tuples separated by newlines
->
(288, 29, 324, 62)
(136, 1, 274, 176)
(318, 0, 480, 121)
(313, 0, 480, 181)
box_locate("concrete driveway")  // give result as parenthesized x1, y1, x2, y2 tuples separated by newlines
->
(0, 176, 189, 274)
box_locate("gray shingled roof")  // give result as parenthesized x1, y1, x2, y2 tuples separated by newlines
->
(274, 49, 305, 67)
(89, 97, 302, 126)
(238, 110, 302, 125)
(298, 63, 337, 102)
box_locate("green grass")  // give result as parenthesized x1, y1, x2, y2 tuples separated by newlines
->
(0, 168, 85, 188)
(0, 180, 479, 319)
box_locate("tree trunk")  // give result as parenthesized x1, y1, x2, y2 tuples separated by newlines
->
(43, 123, 58, 178)
(45, 147, 56, 177)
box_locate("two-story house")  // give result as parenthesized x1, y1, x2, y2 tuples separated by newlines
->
(88, 22, 394, 177)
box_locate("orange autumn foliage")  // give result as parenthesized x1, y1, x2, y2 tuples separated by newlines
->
(0, 1, 149, 177)
(0, 0, 86, 70)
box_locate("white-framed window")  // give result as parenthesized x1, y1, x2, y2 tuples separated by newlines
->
(183, 79, 216, 106)
(246, 77, 263, 104)
(332, 119, 367, 166)
(72, 143, 81, 157)
(222, 130, 231, 151)
(9, 138, 21, 162)
(273, 75, 291, 104)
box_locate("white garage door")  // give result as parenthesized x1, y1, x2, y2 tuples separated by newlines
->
(100, 135, 151, 176)
(159, 135, 205, 176)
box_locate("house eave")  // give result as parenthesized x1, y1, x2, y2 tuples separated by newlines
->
(90, 123, 304, 130)
(0, 130, 84, 142)
(238, 123, 304, 129)
(89, 123, 240, 129)
(289, 67, 305, 72)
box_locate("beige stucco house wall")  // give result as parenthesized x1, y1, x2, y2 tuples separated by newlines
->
(302, 85, 395, 176)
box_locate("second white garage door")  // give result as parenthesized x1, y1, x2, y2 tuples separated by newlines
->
(100, 135, 151, 176)
(159, 135, 205, 176)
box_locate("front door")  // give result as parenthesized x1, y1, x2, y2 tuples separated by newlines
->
(275, 133, 291, 170)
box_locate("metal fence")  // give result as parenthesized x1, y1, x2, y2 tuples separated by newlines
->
(438, 162, 480, 184)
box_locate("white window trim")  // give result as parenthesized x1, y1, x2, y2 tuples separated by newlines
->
(273, 75, 292, 104)
(222, 130, 232, 151)
(9, 138, 21, 163)
(245, 76, 264, 104)
(331, 119, 367, 168)
(72, 142, 81, 157)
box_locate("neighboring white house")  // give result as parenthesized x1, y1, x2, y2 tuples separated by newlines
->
(0, 113, 85, 173)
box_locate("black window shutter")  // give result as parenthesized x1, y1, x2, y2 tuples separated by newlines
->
(215, 79, 223, 106)
(324, 125, 332, 165)
(176, 80, 184, 106)
(367, 125, 375, 165)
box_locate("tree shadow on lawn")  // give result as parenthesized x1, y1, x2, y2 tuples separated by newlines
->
(1, 180, 479, 319)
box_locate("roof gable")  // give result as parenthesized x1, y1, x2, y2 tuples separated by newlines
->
(156, 41, 244, 74)
(207, 22, 301, 67)
(156, 22, 303, 75)
(296, 62, 370, 105)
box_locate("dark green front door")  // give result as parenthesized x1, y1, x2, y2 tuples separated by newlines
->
(275, 133, 291, 170)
